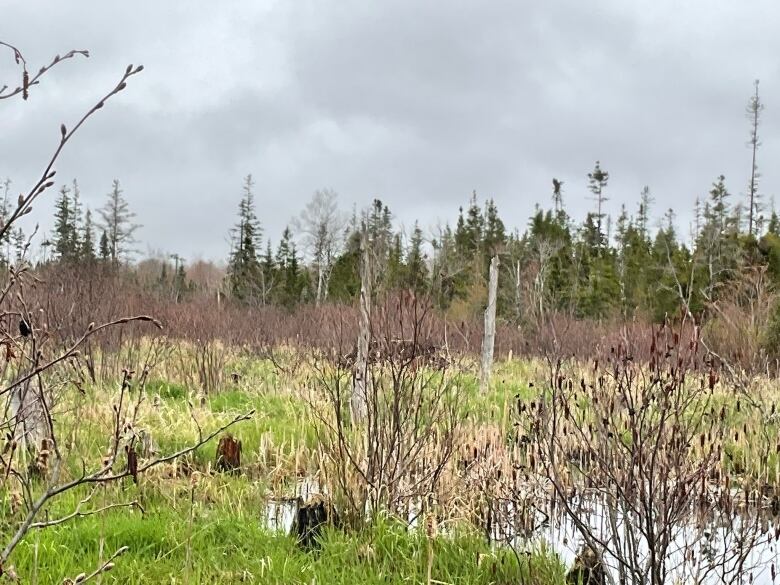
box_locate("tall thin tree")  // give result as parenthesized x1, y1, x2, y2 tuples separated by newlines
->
(746, 79, 764, 236)
(587, 161, 610, 252)
(98, 179, 140, 265)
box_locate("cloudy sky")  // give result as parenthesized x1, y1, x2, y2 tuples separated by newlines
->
(2, 1, 779, 262)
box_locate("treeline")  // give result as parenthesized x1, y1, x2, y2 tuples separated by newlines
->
(0, 177, 139, 266)
(224, 167, 780, 326)
(4, 80, 779, 338)
(6, 164, 780, 331)
(6, 162, 780, 329)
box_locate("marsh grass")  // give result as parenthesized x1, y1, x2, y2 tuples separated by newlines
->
(8, 488, 565, 584)
(6, 340, 780, 583)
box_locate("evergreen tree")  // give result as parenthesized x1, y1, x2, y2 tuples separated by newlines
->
(587, 161, 610, 251)
(696, 175, 740, 300)
(431, 224, 466, 309)
(526, 208, 572, 318)
(365, 199, 393, 279)
(12, 227, 26, 265)
(259, 240, 276, 305)
(483, 198, 506, 260)
(81, 208, 96, 262)
(648, 216, 693, 320)
(99, 230, 110, 262)
(573, 212, 619, 318)
(768, 211, 780, 237)
(637, 186, 653, 243)
(405, 222, 428, 292)
(328, 229, 361, 302)
(227, 175, 262, 302)
(386, 232, 404, 289)
(274, 226, 305, 307)
(52, 183, 79, 261)
(615, 208, 652, 316)
(552, 178, 564, 215)
(454, 192, 483, 257)
(170, 254, 190, 302)
(98, 179, 140, 265)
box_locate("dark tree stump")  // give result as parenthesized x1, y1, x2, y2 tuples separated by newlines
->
(290, 494, 339, 549)
(215, 434, 242, 474)
(566, 546, 606, 585)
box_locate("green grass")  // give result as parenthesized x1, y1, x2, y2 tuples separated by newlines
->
(1, 350, 570, 584)
(8, 493, 565, 584)
(11, 344, 777, 583)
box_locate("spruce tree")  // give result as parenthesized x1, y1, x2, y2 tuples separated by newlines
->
(227, 175, 262, 302)
(98, 179, 140, 265)
(53, 183, 79, 261)
(12, 227, 25, 265)
(81, 208, 96, 262)
(259, 240, 276, 305)
(99, 230, 111, 262)
(587, 161, 610, 251)
(386, 232, 404, 289)
(483, 199, 506, 260)
(637, 186, 653, 243)
(405, 222, 428, 292)
(274, 226, 304, 306)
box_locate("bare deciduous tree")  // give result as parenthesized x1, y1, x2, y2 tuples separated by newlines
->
(746, 79, 764, 237)
(294, 189, 345, 305)
(479, 255, 499, 393)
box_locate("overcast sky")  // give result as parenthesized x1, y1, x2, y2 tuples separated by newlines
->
(2, 1, 779, 262)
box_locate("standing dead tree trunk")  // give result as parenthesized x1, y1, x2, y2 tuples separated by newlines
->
(480, 255, 499, 393)
(351, 231, 371, 423)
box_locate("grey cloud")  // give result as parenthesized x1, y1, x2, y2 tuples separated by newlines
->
(2, 0, 780, 260)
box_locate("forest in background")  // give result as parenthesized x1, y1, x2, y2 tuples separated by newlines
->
(3, 80, 780, 369)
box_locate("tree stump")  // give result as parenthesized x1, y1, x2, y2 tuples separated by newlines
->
(566, 546, 606, 585)
(290, 494, 339, 549)
(215, 434, 242, 474)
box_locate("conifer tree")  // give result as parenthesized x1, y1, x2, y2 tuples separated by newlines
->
(12, 227, 26, 265)
(81, 208, 96, 262)
(274, 226, 305, 306)
(587, 161, 610, 251)
(99, 230, 110, 262)
(98, 179, 140, 265)
(259, 240, 276, 305)
(483, 198, 506, 260)
(405, 222, 428, 292)
(53, 183, 79, 261)
(227, 175, 262, 302)
(386, 232, 404, 289)
(637, 186, 653, 243)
